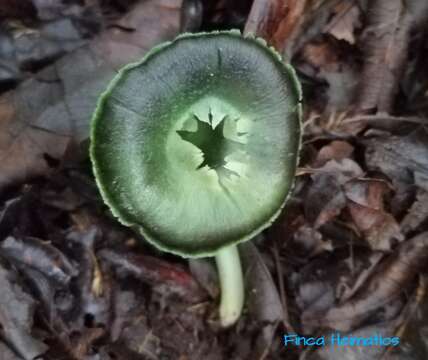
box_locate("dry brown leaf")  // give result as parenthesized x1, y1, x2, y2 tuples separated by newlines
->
(344, 179, 389, 209)
(0, 96, 70, 191)
(313, 140, 354, 167)
(345, 179, 403, 250)
(299, 40, 359, 111)
(303, 323, 396, 360)
(365, 130, 428, 193)
(324, 0, 361, 44)
(305, 159, 363, 227)
(240, 241, 285, 358)
(401, 189, 428, 235)
(0, 0, 181, 193)
(0, 262, 48, 359)
(302, 232, 428, 332)
(293, 224, 332, 257)
(244, 0, 308, 53)
(347, 201, 403, 251)
(300, 41, 340, 72)
(296, 248, 377, 331)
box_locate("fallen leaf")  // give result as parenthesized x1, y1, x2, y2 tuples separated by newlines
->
(347, 201, 403, 251)
(66, 227, 113, 331)
(300, 41, 340, 72)
(391, 276, 428, 359)
(313, 140, 354, 167)
(241, 241, 284, 324)
(0, 341, 21, 360)
(304, 323, 396, 359)
(296, 248, 377, 336)
(1, 236, 77, 285)
(324, 0, 361, 44)
(323, 70, 359, 111)
(0, 1, 104, 93)
(305, 159, 363, 227)
(244, 0, 308, 53)
(401, 189, 428, 235)
(365, 130, 428, 193)
(0, 0, 181, 193)
(344, 179, 403, 250)
(99, 249, 207, 303)
(302, 232, 428, 331)
(293, 224, 332, 257)
(0, 262, 49, 360)
(18, 266, 58, 326)
(180, 0, 203, 32)
(110, 289, 140, 342)
(189, 258, 219, 299)
(298, 34, 359, 112)
(0, 196, 22, 239)
(344, 179, 389, 209)
(240, 241, 284, 360)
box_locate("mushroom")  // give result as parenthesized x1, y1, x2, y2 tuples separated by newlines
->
(90, 30, 302, 327)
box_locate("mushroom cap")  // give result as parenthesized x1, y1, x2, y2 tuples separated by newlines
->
(90, 30, 302, 257)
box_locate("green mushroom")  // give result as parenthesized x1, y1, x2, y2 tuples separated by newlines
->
(90, 30, 302, 327)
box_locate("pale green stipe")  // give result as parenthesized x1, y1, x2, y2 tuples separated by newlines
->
(215, 245, 244, 327)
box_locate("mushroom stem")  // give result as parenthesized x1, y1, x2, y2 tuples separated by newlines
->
(215, 244, 244, 327)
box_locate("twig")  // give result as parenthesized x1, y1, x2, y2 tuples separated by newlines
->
(381, 275, 426, 359)
(273, 240, 296, 334)
(244, 0, 307, 53)
(343, 114, 428, 125)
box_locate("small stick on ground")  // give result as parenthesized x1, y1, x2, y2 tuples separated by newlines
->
(273, 240, 296, 334)
(244, 0, 307, 54)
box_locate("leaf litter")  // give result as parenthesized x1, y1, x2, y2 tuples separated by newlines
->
(1, 0, 428, 359)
